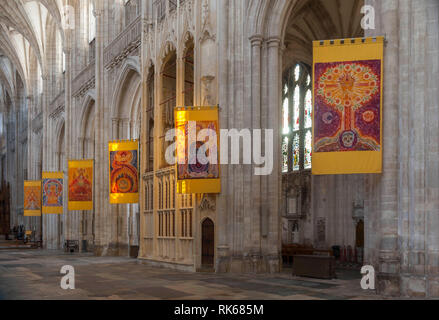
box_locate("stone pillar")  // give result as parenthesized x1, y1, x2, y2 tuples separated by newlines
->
(92, 0, 109, 255)
(112, 118, 119, 138)
(366, 0, 439, 297)
(216, 0, 230, 273)
(265, 36, 281, 273)
(63, 43, 72, 250)
(249, 34, 263, 271)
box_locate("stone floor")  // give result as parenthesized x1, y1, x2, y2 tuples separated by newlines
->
(0, 249, 382, 300)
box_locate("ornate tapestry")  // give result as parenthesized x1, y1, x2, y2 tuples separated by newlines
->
(42, 172, 63, 214)
(175, 106, 220, 194)
(24, 181, 41, 216)
(314, 60, 381, 152)
(68, 160, 93, 210)
(109, 140, 139, 204)
(177, 121, 219, 180)
(312, 37, 384, 175)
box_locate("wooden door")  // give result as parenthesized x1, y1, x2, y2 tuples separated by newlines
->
(201, 218, 214, 267)
(355, 220, 364, 248)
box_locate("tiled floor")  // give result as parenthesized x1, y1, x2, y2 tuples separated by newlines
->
(0, 249, 382, 300)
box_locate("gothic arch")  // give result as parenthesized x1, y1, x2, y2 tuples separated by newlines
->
(78, 91, 96, 142)
(158, 41, 177, 71)
(54, 117, 65, 153)
(111, 58, 141, 139)
(54, 119, 65, 170)
(110, 57, 141, 120)
(179, 30, 195, 55)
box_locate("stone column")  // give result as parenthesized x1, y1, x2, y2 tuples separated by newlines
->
(364, 0, 400, 296)
(111, 118, 120, 138)
(63, 43, 72, 250)
(264, 36, 281, 273)
(92, 0, 109, 255)
(249, 34, 263, 271)
(216, 0, 230, 273)
(425, 0, 439, 297)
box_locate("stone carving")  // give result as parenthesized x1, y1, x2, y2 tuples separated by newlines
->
(201, 75, 215, 105)
(199, 194, 216, 211)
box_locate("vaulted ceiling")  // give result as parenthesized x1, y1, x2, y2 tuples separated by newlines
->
(283, 0, 364, 68)
(0, 0, 67, 99)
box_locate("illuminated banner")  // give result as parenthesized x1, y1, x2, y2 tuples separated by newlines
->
(312, 37, 384, 175)
(175, 106, 220, 194)
(68, 160, 93, 210)
(109, 140, 139, 204)
(24, 181, 41, 217)
(42, 172, 64, 214)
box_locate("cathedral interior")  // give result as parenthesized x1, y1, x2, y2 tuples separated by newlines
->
(0, 0, 438, 299)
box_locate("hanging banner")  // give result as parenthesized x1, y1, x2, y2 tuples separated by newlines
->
(68, 160, 93, 210)
(42, 172, 64, 214)
(24, 181, 41, 217)
(175, 106, 220, 194)
(312, 36, 384, 175)
(109, 140, 139, 204)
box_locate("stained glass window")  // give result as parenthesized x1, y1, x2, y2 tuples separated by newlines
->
(293, 86, 300, 131)
(293, 134, 300, 171)
(294, 64, 301, 81)
(304, 130, 312, 170)
(282, 137, 289, 173)
(281, 62, 312, 173)
(304, 89, 312, 129)
(282, 97, 289, 135)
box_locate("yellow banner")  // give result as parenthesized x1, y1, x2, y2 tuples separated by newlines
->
(109, 140, 139, 204)
(312, 37, 384, 175)
(42, 172, 64, 214)
(24, 181, 41, 217)
(68, 160, 93, 210)
(175, 106, 221, 194)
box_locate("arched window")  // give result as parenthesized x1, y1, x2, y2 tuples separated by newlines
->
(282, 63, 312, 173)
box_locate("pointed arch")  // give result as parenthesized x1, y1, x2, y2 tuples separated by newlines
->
(111, 57, 141, 140)
(78, 90, 96, 141)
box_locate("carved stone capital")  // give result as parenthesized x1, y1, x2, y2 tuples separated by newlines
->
(266, 36, 281, 48)
(249, 34, 263, 47)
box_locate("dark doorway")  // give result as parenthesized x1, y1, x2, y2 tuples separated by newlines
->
(201, 218, 214, 267)
(355, 220, 364, 248)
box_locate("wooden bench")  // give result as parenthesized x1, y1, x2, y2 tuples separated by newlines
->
(282, 244, 314, 265)
(292, 255, 336, 279)
(282, 244, 333, 265)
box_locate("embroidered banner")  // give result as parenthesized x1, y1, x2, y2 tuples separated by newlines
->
(175, 106, 220, 194)
(109, 140, 139, 204)
(312, 37, 384, 175)
(24, 181, 41, 216)
(68, 160, 93, 210)
(42, 172, 64, 214)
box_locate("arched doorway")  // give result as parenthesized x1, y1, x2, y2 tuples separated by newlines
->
(201, 218, 214, 267)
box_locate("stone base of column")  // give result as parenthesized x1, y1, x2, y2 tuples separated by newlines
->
(94, 242, 130, 257)
(400, 274, 427, 298)
(377, 272, 400, 297)
(216, 245, 230, 273)
(216, 251, 281, 274)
